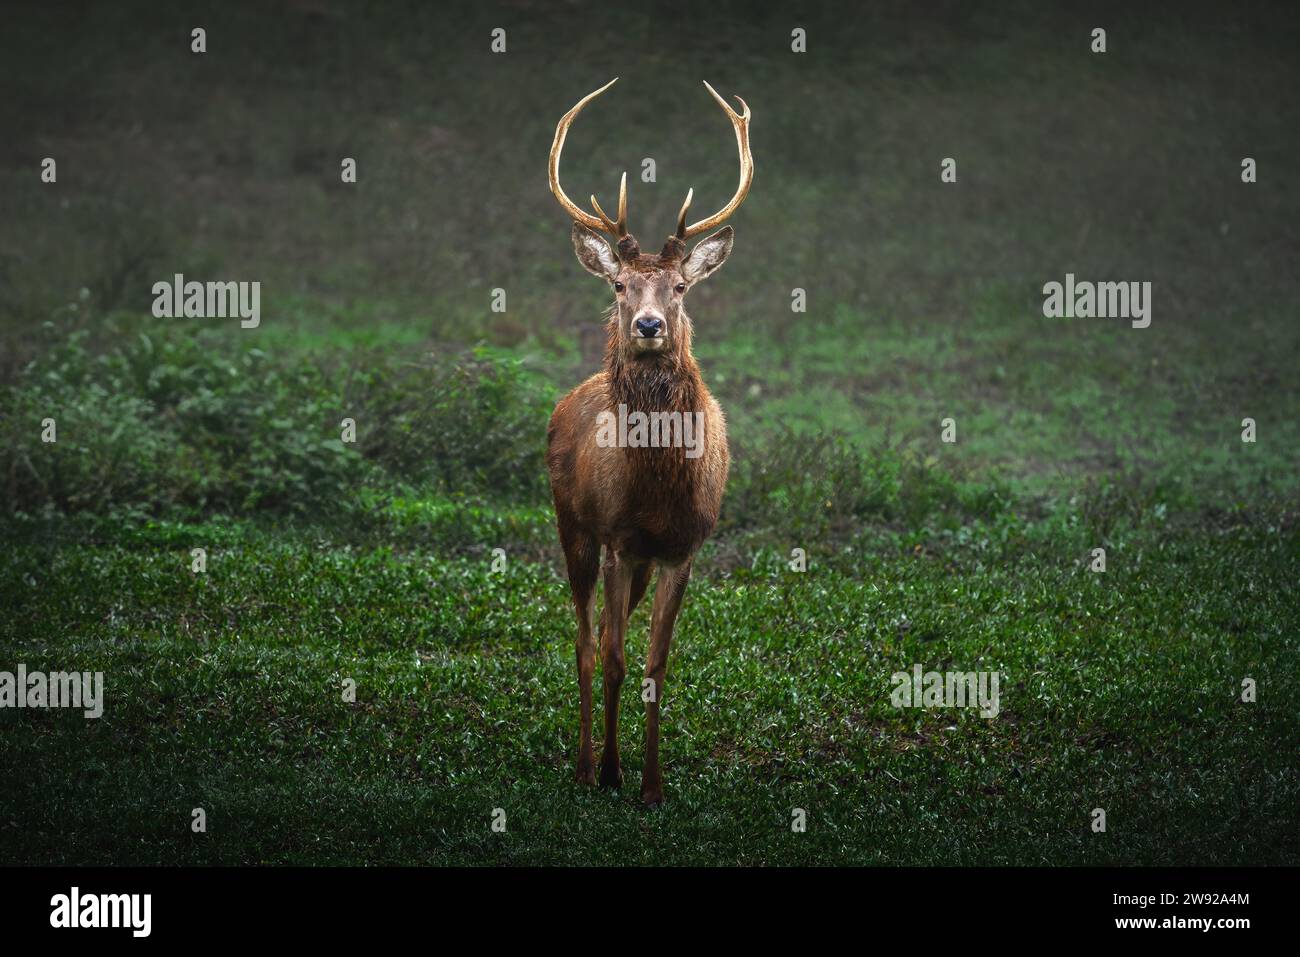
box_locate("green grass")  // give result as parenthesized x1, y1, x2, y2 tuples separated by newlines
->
(701, 290, 1300, 502)
(2, 509, 1296, 865)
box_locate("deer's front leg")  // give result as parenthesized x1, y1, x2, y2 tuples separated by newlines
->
(561, 532, 599, 786)
(642, 560, 691, 807)
(599, 553, 639, 788)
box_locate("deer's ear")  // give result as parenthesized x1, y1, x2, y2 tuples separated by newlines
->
(682, 226, 733, 283)
(572, 223, 619, 279)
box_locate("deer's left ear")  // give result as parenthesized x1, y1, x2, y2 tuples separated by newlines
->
(681, 226, 734, 283)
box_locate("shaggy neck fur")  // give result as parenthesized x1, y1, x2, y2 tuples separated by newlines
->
(604, 306, 700, 417)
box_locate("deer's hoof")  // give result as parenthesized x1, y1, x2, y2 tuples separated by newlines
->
(575, 749, 596, 786)
(599, 761, 624, 789)
(641, 789, 664, 809)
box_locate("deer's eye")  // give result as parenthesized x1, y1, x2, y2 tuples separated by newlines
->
(613, 281, 625, 293)
(675, 282, 687, 294)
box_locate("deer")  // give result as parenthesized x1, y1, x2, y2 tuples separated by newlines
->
(545, 78, 753, 806)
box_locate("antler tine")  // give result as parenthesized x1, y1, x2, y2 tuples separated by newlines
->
(674, 187, 694, 239)
(678, 81, 754, 240)
(617, 169, 627, 234)
(590, 171, 629, 237)
(548, 78, 622, 234)
(589, 193, 616, 233)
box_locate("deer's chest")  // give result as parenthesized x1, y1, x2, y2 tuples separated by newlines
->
(584, 411, 727, 561)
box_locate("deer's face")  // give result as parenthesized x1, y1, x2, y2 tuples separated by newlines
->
(612, 264, 681, 355)
(572, 223, 734, 359)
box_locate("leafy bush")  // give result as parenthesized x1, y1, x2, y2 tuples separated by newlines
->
(359, 349, 553, 502)
(722, 427, 1012, 544)
(0, 321, 554, 520)
(3, 320, 1029, 554)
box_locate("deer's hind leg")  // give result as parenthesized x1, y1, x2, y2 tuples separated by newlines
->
(596, 552, 650, 788)
(560, 528, 600, 786)
(630, 561, 655, 617)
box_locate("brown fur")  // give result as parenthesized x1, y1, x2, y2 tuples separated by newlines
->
(548, 229, 730, 805)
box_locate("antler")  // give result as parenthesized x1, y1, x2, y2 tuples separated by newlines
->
(589, 172, 628, 238)
(674, 82, 753, 241)
(550, 79, 753, 249)
(549, 78, 628, 237)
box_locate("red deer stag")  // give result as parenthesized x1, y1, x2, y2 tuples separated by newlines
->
(546, 78, 753, 806)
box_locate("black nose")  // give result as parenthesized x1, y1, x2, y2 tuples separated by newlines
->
(635, 317, 664, 338)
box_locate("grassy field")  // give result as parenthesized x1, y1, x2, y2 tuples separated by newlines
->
(2, 516, 1297, 866)
(1, 1, 1298, 865)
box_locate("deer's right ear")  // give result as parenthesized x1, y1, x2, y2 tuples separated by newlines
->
(572, 223, 620, 280)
